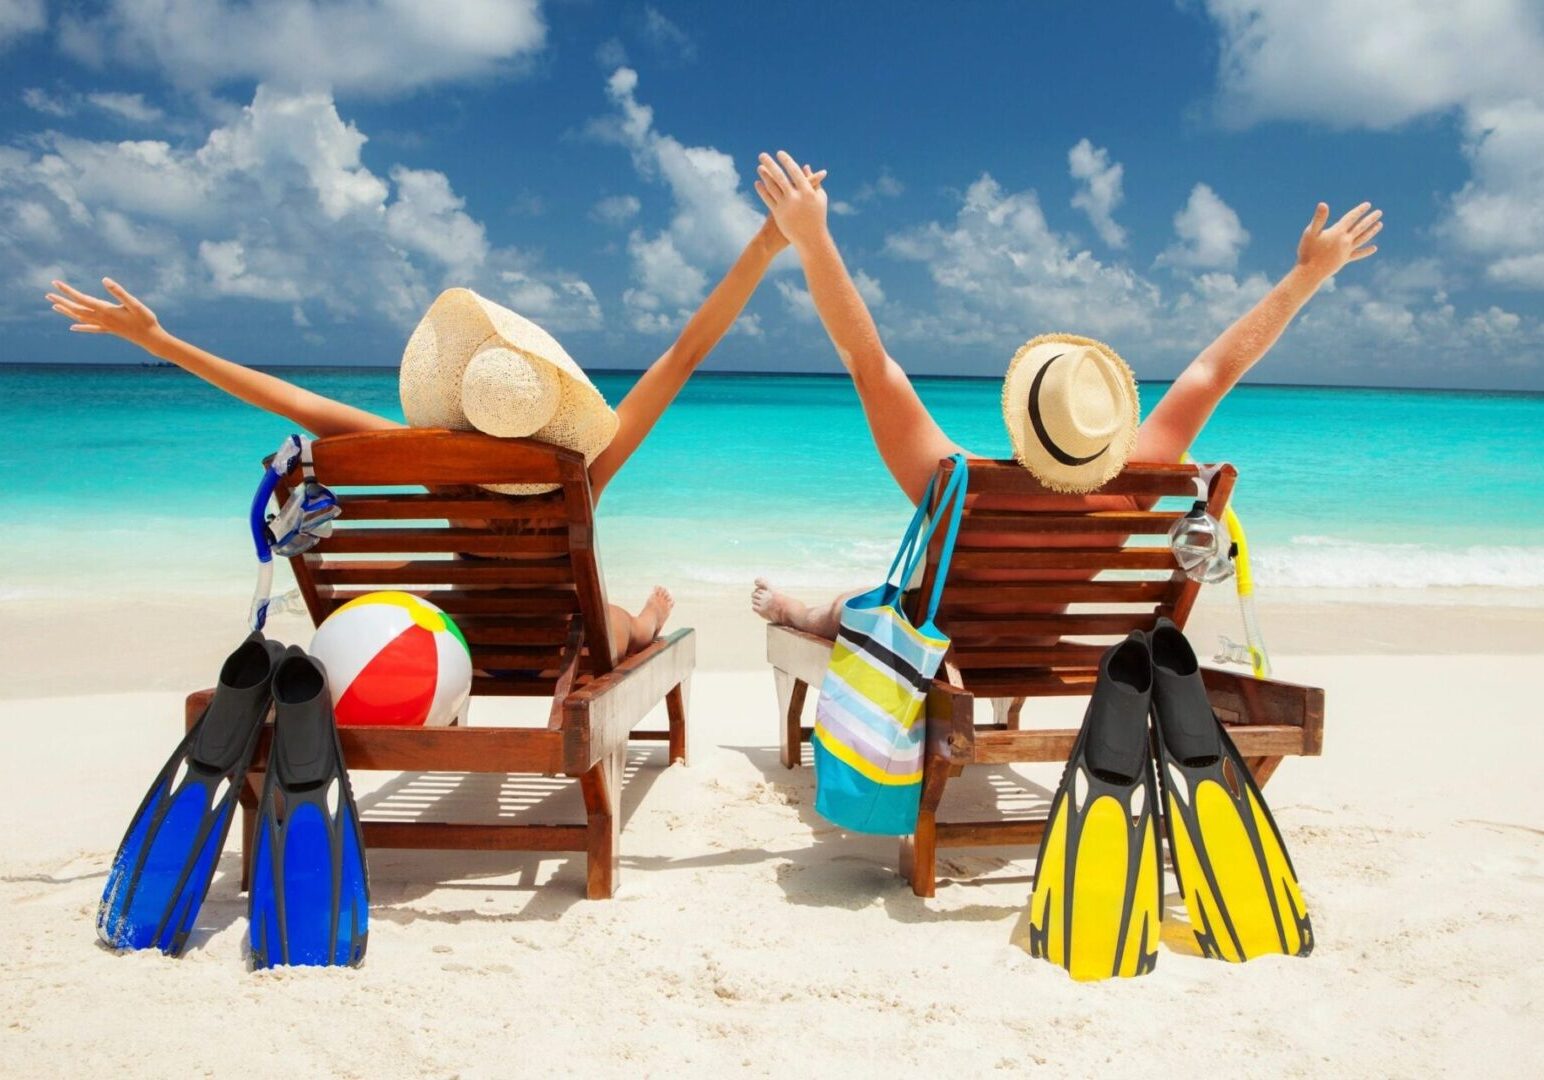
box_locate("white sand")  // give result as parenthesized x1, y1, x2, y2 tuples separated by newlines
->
(3, 601, 1544, 1076)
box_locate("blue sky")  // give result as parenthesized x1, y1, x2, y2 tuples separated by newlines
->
(2, 0, 1542, 390)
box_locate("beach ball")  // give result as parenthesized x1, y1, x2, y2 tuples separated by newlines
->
(308, 592, 472, 727)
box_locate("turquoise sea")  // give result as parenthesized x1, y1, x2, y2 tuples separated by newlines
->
(3, 364, 1543, 602)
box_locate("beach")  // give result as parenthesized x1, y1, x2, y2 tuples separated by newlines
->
(3, 367, 1543, 1076)
(3, 586, 1544, 1077)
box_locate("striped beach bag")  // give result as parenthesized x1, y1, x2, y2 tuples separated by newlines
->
(812, 454, 969, 834)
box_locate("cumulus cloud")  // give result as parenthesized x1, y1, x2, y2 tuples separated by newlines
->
(878, 174, 1541, 381)
(1067, 138, 1126, 248)
(56, 0, 546, 96)
(1198, 0, 1544, 291)
(590, 193, 641, 226)
(0, 85, 600, 331)
(0, 0, 44, 50)
(591, 66, 768, 332)
(1159, 184, 1249, 271)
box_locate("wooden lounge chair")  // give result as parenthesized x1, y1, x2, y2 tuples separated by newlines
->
(184, 429, 694, 899)
(767, 458, 1324, 897)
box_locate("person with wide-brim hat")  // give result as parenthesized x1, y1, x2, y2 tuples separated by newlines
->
(747, 149, 1383, 636)
(45, 169, 829, 662)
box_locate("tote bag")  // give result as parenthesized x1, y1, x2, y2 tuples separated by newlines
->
(811, 454, 969, 835)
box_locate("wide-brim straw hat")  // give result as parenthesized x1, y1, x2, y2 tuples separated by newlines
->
(1001, 333, 1139, 494)
(400, 288, 618, 495)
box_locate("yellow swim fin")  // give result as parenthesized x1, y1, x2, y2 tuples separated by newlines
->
(1148, 618, 1313, 961)
(1020, 633, 1162, 981)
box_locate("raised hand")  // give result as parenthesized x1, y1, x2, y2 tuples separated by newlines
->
(754, 150, 829, 252)
(758, 162, 828, 252)
(46, 278, 167, 353)
(1297, 202, 1382, 280)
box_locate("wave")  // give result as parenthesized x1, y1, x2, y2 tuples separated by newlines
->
(1252, 538, 1544, 589)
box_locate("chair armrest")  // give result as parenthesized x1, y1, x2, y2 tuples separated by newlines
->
(563, 629, 696, 772)
(926, 679, 976, 760)
(766, 624, 834, 686)
(1201, 666, 1325, 756)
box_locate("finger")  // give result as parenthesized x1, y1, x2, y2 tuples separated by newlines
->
(52, 279, 105, 308)
(1302, 203, 1328, 239)
(1352, 210, 1383, 241)
(69, 324, 108, 333)
(51, 302, 90, 319)
(757, 162, 787, 199)
(1348, 244, 1378, 261)
(102, 277, 147, 315)
(46, 294, 91, 316)
(758, 152, 791, 196)
(753, 179, 777, 209)
(778, 151, 812, 193)
(809, 168, 828, 191)
(1354, 220, 1383, 245)
(1334, 201, 1372, 233)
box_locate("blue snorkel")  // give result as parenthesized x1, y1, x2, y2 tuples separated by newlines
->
(248, 435, 340, 631)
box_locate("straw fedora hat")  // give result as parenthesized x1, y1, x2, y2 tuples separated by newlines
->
(400, 288, 618, 495)
(1001, 333, 1139, 493)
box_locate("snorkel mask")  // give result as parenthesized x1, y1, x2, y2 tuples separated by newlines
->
(248, 434, 340, 630)
(1168, 463, 1234, 584)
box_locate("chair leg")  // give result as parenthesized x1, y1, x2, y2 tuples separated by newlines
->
(666, 676, 691, 766)
(775, 670, 808, 769)
(900, 751, 953, 898)
(580, 753, 621, 899)
(238, 774, 261, 893)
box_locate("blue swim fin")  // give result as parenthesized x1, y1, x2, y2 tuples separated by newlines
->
(98, 633, 283, 954)
(248, 647, 369, 968)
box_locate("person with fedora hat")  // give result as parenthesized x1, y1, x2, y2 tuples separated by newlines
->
(747, 149, 1382, 636)
(46, 174, 828, 662)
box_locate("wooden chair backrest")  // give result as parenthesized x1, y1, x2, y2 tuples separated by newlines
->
(275, 430, 613, 696)
(911, 459, 1235, 697)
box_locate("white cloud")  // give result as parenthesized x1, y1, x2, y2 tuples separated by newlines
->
(57, 0, 546, 96)
(22, 87, 72, 117)
(593, 66, 767, 332)
(86, 92, 165, 124)
(640, 6, 695, 61)
(24, 87, 168, 125)
(1158, 183, 1249, 271)
(0, 84, 600, 332)
(1067, 138, 1126, 248)
(854, 269, 885, 306)
(884, 173, 1162, 345)
(0, 0, 44, 49)
(590, 193, 641, 226)
(1198, 0, 1544, 291)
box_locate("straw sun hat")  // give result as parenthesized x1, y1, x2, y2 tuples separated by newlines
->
(1000, 333, 1140, 493)
(400, 288, 618, 495)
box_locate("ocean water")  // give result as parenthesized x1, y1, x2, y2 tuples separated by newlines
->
(3, 364, 1542, 604)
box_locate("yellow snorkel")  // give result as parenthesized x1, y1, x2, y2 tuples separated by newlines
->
(1178, 455, 1271, 679)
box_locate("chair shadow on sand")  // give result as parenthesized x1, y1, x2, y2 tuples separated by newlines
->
(625, 737, 1050, 927)
(179, 741, 674, 952)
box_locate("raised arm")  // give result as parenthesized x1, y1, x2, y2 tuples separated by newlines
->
(756, 151, 961, 504)
(1136, 202, 1382, 463)
(46, 278, 399, 438)
(588, 183, 822, 500)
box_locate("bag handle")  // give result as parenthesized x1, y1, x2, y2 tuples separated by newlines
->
(893, 454, 969, 622)
(882, 470, 941, 589)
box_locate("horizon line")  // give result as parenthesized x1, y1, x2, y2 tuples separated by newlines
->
(1, 360, 1541, 398)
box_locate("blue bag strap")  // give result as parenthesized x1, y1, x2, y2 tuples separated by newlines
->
(882, 469, 941, 589)
(894, 454, 969, 621)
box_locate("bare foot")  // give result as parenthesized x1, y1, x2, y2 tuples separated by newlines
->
(751, 577, 809, 627)
(628, 586, 674, 652)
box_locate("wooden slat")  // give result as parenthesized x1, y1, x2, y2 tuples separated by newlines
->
(959, 671, 1100, 697)
(957, 510, 1183, 536)
(563, 630, 696, 771)
(361, 822, 587, 851)
(310, 429, 575, 486)
(330, 725, 565, 773)
(319, 587, 579, 615)
(310, 559, 576, 587)
(935, 820, 1047, 848)
(316, 527, 569, 555)
(456, 619, 575, 646)
(967, 722, 1310, 765)
(471, 675, 560, 696)
(335, 493, 567, 521)
(939, 612, 1161, 639)
(467, 649, 567, 670)
(950, 644, 1110, 669)
(950, 547, 1179, 571)
(940, 580, 1173, 606)
(961, 462, 1206, 497)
